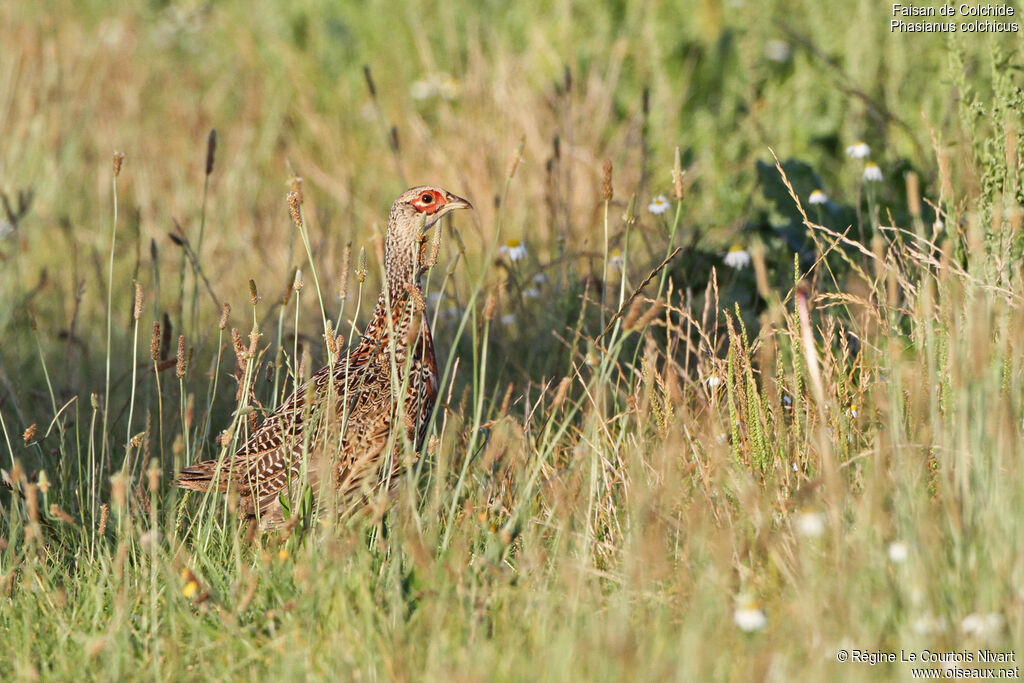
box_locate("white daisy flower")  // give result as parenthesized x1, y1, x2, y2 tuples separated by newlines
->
(862, 162, 883, 182)
(647, 195, 671, 215)
(808, 189, 828, 205)
(794, 510, 826, 538)
(500, 313, 517, 325)
(733, 597, 767, 632)
(412, 73, 462, 102)
(846, 142, 871, 159)
(704, 375, 723, 390)
(499, 239, 527, 262)
(845, 404, 859, 418)
(961, 613, 1004, 638)
(888, 541, 909, 563)
(723, 245, 751, 269)
(522, 287, 541, 299)
(608, 248, 624, 270)
(764, 40, 791, 63)
(410, 79, 436, 101)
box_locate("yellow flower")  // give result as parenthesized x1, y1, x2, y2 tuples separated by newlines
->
(183, 580, 199, 598)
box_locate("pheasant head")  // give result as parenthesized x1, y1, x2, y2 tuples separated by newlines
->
(385, 186, 472, 294)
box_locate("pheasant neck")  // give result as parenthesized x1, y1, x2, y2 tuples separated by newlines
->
(361, 229, 419, 344)
(383, 230, 420, 301)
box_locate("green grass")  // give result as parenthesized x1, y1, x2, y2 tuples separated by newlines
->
(2, 1, 1024, 680)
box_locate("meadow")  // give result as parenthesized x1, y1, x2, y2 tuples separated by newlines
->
(2, 0, 1024, 680)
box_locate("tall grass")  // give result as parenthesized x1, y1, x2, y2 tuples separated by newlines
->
(1, 1, 1023, 680)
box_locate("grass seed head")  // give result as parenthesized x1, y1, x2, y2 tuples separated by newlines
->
(219, 303, 231, 330)
(248, 327, 259, 357)
(287, 191, 302, 228)
(289, 176, 303, 204)
(602, 160, 613, 201)
(622, 296, 645, 330)
(97, 503, 109, 536)
(148, 459, 160, 492)
(205, 128, 217, 176)
(49, 504, 74, 524)
(634, 300, 664, 331)
(552, 376, 572, 410)
(133, 281, 143, 320)
(110, 473, 127, 511)
(231, 328, 245, 362)
(362, 64, 377, 97)
(483, 290, 498, 321)
(112, 151, 124, 177)
(672, 146, 685, 201)
(176, 335, 187, 378)
(339, 242, 351, 300)
(356, 247, 367, 283)
(25, 482, 38, 522)
(325, 325, 337, 359)
(507, 137, 525, 180)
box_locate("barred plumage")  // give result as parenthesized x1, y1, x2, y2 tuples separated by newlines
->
(177, 186, 472, 528)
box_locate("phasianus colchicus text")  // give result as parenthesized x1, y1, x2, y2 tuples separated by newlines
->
(177, 186, 472, 527)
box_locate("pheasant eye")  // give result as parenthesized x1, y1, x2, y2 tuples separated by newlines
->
(421, 193, 434, 204)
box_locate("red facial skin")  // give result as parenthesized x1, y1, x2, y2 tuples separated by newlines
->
(411, 190, 445, 215)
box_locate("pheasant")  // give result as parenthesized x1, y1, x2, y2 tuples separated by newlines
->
(177, 186, 472, 527)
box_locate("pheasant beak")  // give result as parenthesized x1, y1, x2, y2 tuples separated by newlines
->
(422, 193, 472, 230)
(443, 193, 472, 212)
